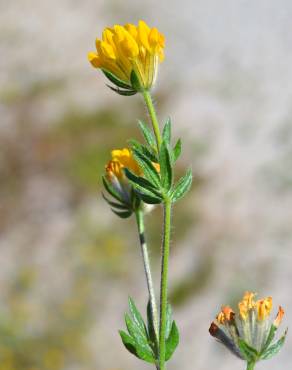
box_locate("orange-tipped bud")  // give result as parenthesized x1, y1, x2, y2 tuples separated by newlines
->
(217, 306, 235, 324)
(273, 306, 284, 328)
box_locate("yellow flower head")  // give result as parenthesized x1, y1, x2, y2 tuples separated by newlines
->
(256, 296, 273, 321)
(105, 148, 141, 180)
(88, 20, 165, 91)
(238, 291, 256, 320)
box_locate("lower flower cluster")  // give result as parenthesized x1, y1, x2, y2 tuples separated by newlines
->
(209, 292, 287, 366)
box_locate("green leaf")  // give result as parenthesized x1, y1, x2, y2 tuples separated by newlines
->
(173, 139, 182, 162)
(124, 168, 160, 195)
(130, 70, 142, 92)
(165, 321, 179, 361)
(102, 176, 122, 203)
(102, 69, 132, 89)
(128, 298, 148, 339)
(146, 300, 158, 355)
(171, 169, 192, 202)
(162, 118, 171, 145)
(125, 313, 155, 363)
(238, 339, 258, 362)
(138, 192, 162, 204)
(129, 139, 157, 163)
(132, 149, 161, 188)
(119, 330, 139, 357)
(107, 85, 137, 96)
(159, 141, 173, 192)
(124, 169, 163, 204)
(261, 329, 288, 360)
(138, 121, 156, 149)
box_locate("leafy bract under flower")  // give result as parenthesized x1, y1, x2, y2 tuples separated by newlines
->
(209, 292, 287, 364)
(103, 147, 161, 216)
(88, 20, 165, 92)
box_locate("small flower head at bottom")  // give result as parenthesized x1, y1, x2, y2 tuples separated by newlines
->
(209, 292, 287, 368)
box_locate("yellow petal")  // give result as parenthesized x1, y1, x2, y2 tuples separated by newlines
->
(95, 38, 102, 52)
(138, 20, 151, 51)
(101, 41, 116, 60)
(121, 37, 139, 58)
(88, 52, 102, 68)
(149, 28, 160, 51)
(124, 23, 138, 40)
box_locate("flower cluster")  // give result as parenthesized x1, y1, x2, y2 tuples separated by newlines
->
(88, 20, 165, 93)
(104, 148, 140, 207)
(209, 292, 287, 365)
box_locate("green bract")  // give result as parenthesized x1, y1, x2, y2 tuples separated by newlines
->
(119, 298, 179, 364)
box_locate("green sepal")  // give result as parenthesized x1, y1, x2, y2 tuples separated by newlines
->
(238, 339, 258, 363)
(102, 175, 122, 203)
(138, 120, 157, 149)
(260, 324, 277, 355)
(173, 138, 182, 162)
(165, 320, 179, 361)
(132, 149, 161, 188)
(162, 118, 171, 145)
(111, 209, 133, 219)
(159, 141, 173, 192)
(130, 70, 143, 92)
(260, 328, 288, 360)
(102, 69, 132, 90)
(102, 193, 129, 210)
(107, 85, 137, 96)
(171, 169, 192, 202)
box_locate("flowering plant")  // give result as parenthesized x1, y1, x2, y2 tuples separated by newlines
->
(209, 292, 287, 370)
(88, 20, 287, 370)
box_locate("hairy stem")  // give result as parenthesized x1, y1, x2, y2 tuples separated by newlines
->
(246, 362, 256, 370)
(142, 89, 162, 149)
(159, 198, 172, 370)
(142, 90, 172, 370)
(135, 209, 159, 344)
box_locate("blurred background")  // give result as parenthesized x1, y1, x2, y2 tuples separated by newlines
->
(1, 0, 292, 369)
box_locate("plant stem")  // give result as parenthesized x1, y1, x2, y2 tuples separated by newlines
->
(246, 362, 256, 370)
(141, 90, 172, 370)
(135, 209, 159, 344)
(159, 198, 172, 370)
(142, 89, 162, 149)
